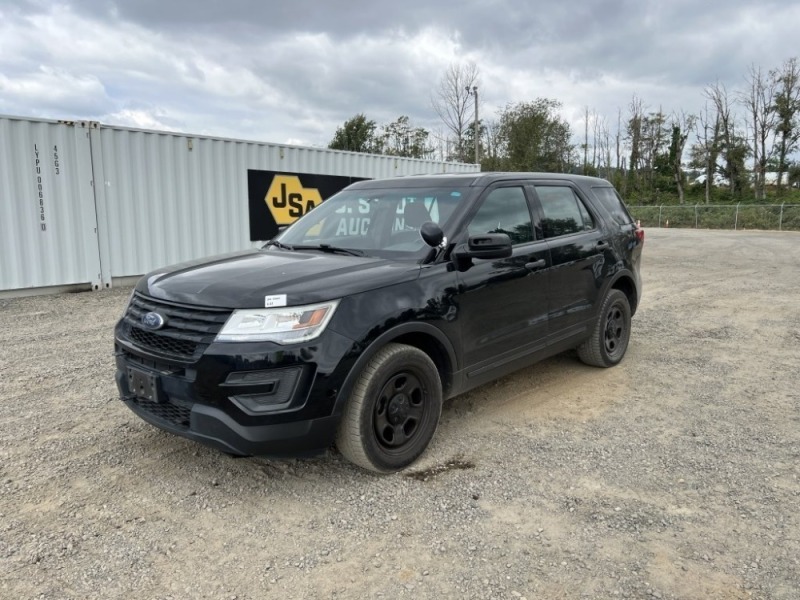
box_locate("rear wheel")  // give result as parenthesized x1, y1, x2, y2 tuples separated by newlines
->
(336, 343, 442, 473)
(577, 289, 631, 367)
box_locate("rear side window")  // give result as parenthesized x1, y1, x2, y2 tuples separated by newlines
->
(592, 186, 634, 226)
(535, 186, 595, 239)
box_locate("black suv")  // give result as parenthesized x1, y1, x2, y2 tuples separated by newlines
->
(115, 173, 643, 472)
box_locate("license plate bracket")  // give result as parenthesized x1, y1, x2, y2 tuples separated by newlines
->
(127, 366, 160, 403)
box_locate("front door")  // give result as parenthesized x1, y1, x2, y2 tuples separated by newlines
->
(455, 184, 550, 381)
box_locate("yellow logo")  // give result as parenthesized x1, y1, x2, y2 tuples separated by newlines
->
(265, 175, 322, 225)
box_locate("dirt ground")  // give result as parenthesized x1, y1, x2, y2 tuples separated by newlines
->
(1, 228, 799, 599)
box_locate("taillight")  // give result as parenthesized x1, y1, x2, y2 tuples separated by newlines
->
(635, 220, 644, 244)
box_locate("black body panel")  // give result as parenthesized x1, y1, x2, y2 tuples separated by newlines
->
(114, 173, 643, 457)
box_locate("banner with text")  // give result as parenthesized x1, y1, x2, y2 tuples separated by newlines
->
(247, 170, 368, 240)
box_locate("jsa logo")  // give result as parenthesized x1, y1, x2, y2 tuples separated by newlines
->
(265, 175, 323, 225)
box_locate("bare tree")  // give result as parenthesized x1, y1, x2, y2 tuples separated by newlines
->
(583, 105, 590, 173)
(428, 126, 449, 162)
(582, 107, 602, 174)
(742, 64, 778, 200)
(596, 116, 613, 181)
(692, 102, 721, 204)
(592, 110, 602, 170)
(431, 62, 480, 162)
(615, 108, 623, 191)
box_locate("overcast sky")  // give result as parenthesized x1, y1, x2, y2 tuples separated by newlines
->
(1, 0, 798, 151)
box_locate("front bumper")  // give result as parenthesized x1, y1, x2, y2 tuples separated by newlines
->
(114, 326, 357, 456)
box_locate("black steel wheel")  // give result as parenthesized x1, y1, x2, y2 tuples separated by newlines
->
(577, 289, 632, 367)
(336, 343, 442, 473)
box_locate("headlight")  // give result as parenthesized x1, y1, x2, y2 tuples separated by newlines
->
(215, 300, 340, 344)
(121, 289, 136, 318)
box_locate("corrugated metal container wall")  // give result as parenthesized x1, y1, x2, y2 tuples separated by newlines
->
(94, 125, 478, 279)
(93, 129, 251, 279)
(1, 117, 103, 290)
(2, 115, 478, 293)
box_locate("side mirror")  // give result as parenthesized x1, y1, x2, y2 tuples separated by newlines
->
(420, 221, 445, 248)
(464, 233, 512, 259)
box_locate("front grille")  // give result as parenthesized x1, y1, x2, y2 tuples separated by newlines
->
(121, 293, 231, 362)
(131, 397, 191, 430)
(129, 327, 198, 357)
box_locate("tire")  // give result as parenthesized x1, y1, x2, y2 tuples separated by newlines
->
(577, 289, 632, 368)
(336, 343, 442, 473)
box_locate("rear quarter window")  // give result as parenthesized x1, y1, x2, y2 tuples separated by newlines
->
(591, 186, 634, 226)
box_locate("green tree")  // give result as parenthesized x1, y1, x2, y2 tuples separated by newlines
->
(625, 99, 673, 201)
(493, 99, 573, 172)
(773, 57, 800, 192)
(328, 113, 380, 153)
(639, 111, 670, 199)
(724, 136, 751, 196)
(705, 82, 751, 198)
(626, 96, 644, 195)
(788, 162, 800, 188)
(462, 119, 487, 167)
(668, 113, 695, 204)
(379, 116, 433, 159)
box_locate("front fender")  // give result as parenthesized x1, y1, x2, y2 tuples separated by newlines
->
(331, 322, 458, 417)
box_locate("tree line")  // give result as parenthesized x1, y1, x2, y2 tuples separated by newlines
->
(328, 58, 800, 204)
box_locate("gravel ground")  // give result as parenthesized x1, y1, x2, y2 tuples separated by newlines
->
(1, 228, 799, 600)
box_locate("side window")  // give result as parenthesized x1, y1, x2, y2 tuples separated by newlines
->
(536, 186, 595, 238)
(468, 186, 533, 245)
(592, 186, 633, 226)
(578, 200, 594, 230)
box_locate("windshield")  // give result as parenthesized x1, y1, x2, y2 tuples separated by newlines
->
(273, 186, 470, 258)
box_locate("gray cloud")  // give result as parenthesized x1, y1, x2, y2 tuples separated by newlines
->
(1, 0, 798, 148)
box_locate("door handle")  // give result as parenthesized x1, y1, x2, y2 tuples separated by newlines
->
(525, 259, 546, 270)
(596, 241, 610, 251)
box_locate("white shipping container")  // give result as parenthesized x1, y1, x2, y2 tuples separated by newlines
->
(0, 117, 103, 291)
(0, 115, 479, 295)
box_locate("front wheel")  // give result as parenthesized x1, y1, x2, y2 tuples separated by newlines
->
(577, 289, 632, 367)
(336, 343, 442, 473)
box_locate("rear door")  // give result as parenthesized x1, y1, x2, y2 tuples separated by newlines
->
(530, 183, 607, 339)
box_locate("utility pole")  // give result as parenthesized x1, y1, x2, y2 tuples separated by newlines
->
(467, 85, 479, 164)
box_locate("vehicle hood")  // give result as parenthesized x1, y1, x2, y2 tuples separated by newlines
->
(137, 249, 421, 308)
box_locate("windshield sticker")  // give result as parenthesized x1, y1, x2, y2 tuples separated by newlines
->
(264, 294, 287, 308)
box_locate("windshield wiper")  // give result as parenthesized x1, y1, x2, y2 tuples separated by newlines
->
(292, 244, 365, 257)
(264, 240, 295, 251)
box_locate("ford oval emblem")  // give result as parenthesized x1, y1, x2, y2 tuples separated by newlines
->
(141, 311, 166, 330)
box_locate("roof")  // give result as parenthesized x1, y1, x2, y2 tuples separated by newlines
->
(347, 172, 615, 190)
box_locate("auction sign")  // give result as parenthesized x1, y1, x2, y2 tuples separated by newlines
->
(248, 170, 367, 240)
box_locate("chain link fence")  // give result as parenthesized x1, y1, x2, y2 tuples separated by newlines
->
(628, 204, 800, 231)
